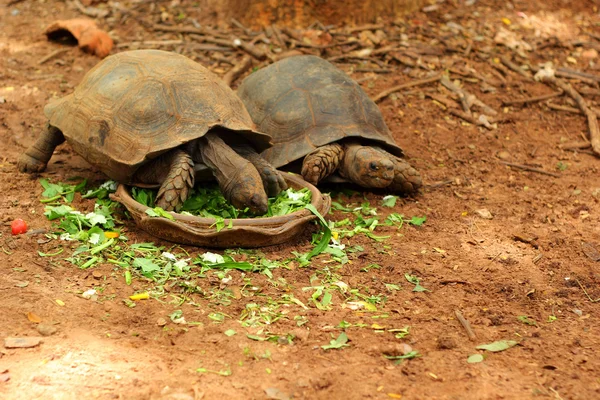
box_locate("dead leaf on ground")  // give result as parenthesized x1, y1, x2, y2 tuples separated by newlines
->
(582, 242, 600, 261)
(27, 312, 41, 323)
(44, 18, 113, 58)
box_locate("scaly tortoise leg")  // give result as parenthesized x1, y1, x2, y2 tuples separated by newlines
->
(301, 143, 344, 185)
(199, 132, 268, 215)
(134, 149, 195, 211)
(17, 124, 65, 173)
(230, 145, 287, 197)
(338, 143, 394, 189)
(374, 147, 422, 194)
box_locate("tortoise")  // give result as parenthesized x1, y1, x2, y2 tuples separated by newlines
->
(17, 50, 286, 214)
(237, 55, 422, 193)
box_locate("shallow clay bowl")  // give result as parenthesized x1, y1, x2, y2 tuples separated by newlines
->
(110, 173, 331, 248)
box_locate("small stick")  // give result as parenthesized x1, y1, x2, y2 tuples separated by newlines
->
(38, 48, 70, 65)
(441, 75, 497, 116)
(372, 73, 442, 103)
(557, 67, 600, 83)
(454, 310, 476, 341)
(347, 23, 384, 33)
(354, 68, 392, 74)
(500, 56, 532, 79)
(231, 18, 251, 36)
(271, 25, 287, 50)
(499, 161, 561, 177)
(546, 102, 600, 119)
(116, 39, 184, 49)
(222, 55, 253, 87)
(542, 76, 600, 156)
(448, 109, 493, 130)
(503, 90, 563, 106)
(559, 141, 591, 150)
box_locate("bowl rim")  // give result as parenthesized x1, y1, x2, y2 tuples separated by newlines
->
(112, 172, 327, 227)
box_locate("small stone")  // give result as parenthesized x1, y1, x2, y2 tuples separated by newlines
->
(437, 335, 458, 350)
(156, 317, 167, 327)
(497, 151, 511, 161)
(475, 209, 493, 219)
(296, 379, 310, 388)
(92, 271, 103, 279)
(4, 337, 42, 348)
(290, 328, 309, 342)
(37, 324, 57, 337)
(265, 387, 291, 400)
(0, 371, 10, 383)
(582, 49, 598, 59)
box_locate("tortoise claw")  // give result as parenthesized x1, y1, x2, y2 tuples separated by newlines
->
(17, 154, 48, 173)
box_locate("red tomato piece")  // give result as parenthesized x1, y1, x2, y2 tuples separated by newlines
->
(11, 219, 28, 235)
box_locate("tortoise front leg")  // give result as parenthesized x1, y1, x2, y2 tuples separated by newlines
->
(17, 124, 65, 173)
(300, 143, 344, 185)
(374, 147, 422, 194)
(230, 145, 287, 197)
(135, 149, 195, 211)
(199, 132, 268, 215)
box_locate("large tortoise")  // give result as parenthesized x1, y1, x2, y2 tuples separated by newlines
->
(237, 55, 422, 193)
(18, 50, 285, 214)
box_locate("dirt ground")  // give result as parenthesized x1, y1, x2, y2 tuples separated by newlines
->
(2, 0, 600, 399)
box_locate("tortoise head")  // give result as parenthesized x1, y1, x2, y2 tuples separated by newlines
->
(342, 145, 394, 188)
(223, 163, 269, 215)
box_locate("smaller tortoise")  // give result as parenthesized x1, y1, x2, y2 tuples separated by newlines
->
(237, 55, 422, 193)
(18, 50, 285, 214)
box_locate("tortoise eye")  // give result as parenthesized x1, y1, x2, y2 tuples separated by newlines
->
(369, 162, 378, 170)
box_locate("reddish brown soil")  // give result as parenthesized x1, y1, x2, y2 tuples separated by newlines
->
(2, 1, 600, 399)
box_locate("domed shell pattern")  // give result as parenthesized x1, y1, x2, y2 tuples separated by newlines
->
(237, 55, 403, 169)
(45, 50, 271, 182)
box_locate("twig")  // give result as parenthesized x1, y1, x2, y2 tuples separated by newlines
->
(576, 280, 600, 302)
(230, 18, 251, 36)
(499, 161, 561, 177)
(116, 39, 184, 49)
(503, 90, 563, 106)
(38, 48, 70, 65)
(454, 310, 476, 341)
(557, 67, 600, 83)
(541, 76, 600, 156)
(441, 75, 497, 115)
(448, 109, 494, 130)
(425, 179, 454, 188)
(70, 0, 109, 18)
(372, 73, 442, 103)
(559, 141, 591, 151)
(347, 23, 385, 33)
(499, 56, 532, 79)
(222, 55, 252, 87)
(354, 68, 392, 74)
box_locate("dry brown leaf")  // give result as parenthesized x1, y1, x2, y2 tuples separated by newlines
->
(27, 311, 41, 323)
(44, 18, 113, 58)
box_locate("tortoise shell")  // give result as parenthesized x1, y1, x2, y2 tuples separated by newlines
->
(45, 50, 271, 182)
(236, 55, 403, 169)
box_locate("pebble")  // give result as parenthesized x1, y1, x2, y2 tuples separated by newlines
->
(37, 324, 57, 337)
(582, 49, 598, 59)
(497, 150, 511, 161)
(92, 271, 103, 279)
(156, 317, 167, 327)
(4, 337, 42, 348)
(475, 209, 493, 219)
(437, 335, 458, 350)
(264, 387, 291, 400)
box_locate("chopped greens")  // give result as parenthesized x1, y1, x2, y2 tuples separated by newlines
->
(133, 185, 312, 219)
